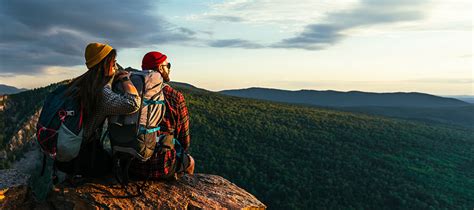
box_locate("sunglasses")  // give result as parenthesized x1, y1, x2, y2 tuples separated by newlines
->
(161, 62, 171, 70)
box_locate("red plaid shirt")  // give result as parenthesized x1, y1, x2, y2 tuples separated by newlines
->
(157, 84, 190, 151)
(130, 84, 190, 178)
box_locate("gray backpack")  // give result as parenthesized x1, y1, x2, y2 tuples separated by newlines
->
(108, 68, 166, 186)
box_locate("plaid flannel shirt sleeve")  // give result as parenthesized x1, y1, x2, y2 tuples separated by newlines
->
(175, 91, 191, 152)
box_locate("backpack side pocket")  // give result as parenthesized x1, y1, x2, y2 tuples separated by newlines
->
(56, 124, 83, 162)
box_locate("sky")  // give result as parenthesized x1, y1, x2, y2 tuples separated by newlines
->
(0, 0, 472, 96)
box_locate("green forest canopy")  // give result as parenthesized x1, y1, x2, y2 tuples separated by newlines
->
(178, 84, 473, 209)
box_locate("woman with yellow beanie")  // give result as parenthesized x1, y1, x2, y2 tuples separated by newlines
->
(56, 42, 141, 177)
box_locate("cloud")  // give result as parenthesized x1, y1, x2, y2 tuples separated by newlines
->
(197, 1, 356, 27)
(202, 0, 428, 50)
(273, 0, 428, 50)
(178, 27, 197, 36)
(271, 24, 344, 50)
(208, 39, 264, 49)
(0, 0, 195, 75)
(206, 15, 245, 22)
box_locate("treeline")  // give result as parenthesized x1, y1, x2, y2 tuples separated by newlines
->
(177, 86, 474, 209)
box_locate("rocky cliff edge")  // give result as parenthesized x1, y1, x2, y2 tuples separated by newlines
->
(0, 169, 266, 209)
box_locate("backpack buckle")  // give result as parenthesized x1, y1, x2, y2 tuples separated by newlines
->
(66, 110, 75, 116)
(59, 110, 75, 122)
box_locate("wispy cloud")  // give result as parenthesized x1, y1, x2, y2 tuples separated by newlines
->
(208, 39, 264, 49)
(206, 15, 245, 22)
(198, 0, 430, 50)
(272, 0, 428, 50)
(271, 24, 344, 50)
(0, 0, 195, 75)
(194, 1, 356, 27)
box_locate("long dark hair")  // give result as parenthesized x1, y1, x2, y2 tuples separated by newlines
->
(67, 49, 116, 126)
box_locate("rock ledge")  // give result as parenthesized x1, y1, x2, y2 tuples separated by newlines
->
(0, 169, 266, 210)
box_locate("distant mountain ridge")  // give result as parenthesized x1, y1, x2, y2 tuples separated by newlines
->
(220, 87, 469, 107)
(447, 95, 474, 104)
(0, 84, 27, 95)
(169, 81, 209, 93)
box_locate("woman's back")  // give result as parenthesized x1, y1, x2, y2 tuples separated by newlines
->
(82, 85, 140, 141)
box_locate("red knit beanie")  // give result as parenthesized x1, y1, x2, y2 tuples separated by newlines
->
(142, 51, 167, 70)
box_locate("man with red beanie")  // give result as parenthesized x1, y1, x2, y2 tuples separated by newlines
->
(130, 51, 194, 179)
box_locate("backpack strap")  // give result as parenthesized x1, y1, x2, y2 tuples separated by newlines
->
(40, 154, 47, 176)
(143, 99, 165, 106)
(112, 152, 146, 198)
(173, 137, 183, 158)
(134, 75, 147, 136)
(52, 161, 59, 185)
(138, 126, 161, 134)
(89, 125, 104, 170)
(78, 105, 83, 130)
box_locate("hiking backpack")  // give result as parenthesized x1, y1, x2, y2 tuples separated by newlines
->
(128, 132, 185, 180)
(36, 84, 83, 177)
(108, 68, 166, 186)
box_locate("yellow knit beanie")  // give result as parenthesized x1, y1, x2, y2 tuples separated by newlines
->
(84, 42, 114, 69)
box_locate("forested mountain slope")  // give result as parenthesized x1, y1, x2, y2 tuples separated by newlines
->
(182, 84, 473, 209)
(0, 84, 27, 95)
(2, 81, 473, 209)
(220, 87, 474, 128)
